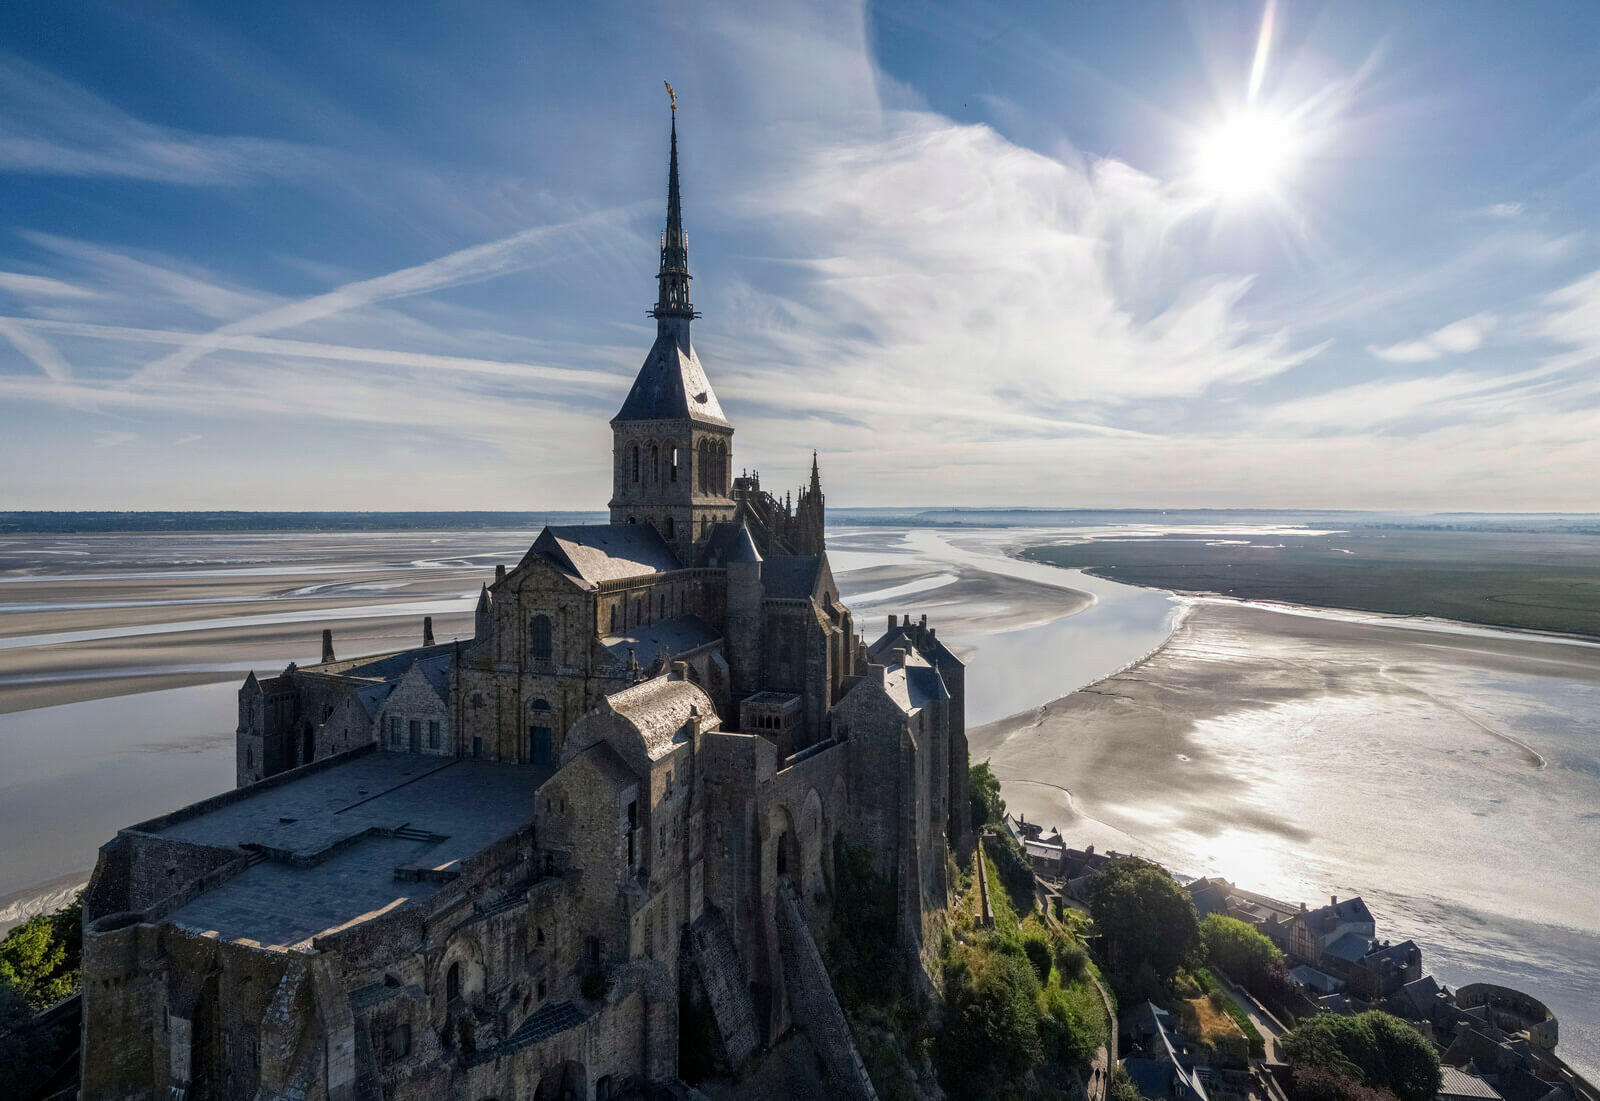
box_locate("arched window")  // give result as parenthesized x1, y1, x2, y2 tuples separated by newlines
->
(717, 441, 728, 494)
(447, 961, 462, 1002)
(627, 515, 636, 524)
(529, 614, 552, 663)
(669, 444, 679, 482)
(530, 697, 551, 712)
(698, 439, 710, 492)
(630, 444, 640, 484)
(648, 444, 659, 484)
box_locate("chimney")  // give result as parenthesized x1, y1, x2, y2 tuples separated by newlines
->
(892, 646, 909, 667)
(1300, 901, 1308, 911)
(495, 564, 507, 583)
(887, 614, 897, 631)
(671, 660, 688, 680)
(1331, 895, 1338, 906)
(423, 616, 435, 646)
(321, 628, 335, 664)
(871, 662, 887, 688)
(920, 614, 928, 630)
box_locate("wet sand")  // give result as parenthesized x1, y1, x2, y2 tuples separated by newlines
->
(973, 599, 1600, 1079)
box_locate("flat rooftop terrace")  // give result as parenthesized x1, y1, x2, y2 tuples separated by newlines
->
(147, 752, 545, 949)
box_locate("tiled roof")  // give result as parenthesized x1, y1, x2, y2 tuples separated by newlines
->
(1439, 1066, 1504, 1101)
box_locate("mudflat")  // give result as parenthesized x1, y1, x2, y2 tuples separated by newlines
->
(971, 598, 1600, 1079)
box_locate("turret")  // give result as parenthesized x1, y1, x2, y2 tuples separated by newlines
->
(474, 584, 492, 641)
(724, 521, 764, 694)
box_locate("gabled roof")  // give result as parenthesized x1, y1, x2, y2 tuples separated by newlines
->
(529, 523, 682, 584)
(612, 329, 730, 427)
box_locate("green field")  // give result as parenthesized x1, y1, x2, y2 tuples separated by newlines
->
(1022, 528, 1600, 639)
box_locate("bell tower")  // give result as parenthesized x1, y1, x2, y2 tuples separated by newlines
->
(609, 85, 735, 563)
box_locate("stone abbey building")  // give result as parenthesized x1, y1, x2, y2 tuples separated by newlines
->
(79, 105, 969, 1101)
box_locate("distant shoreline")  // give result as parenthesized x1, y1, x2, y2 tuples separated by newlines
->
(5, 507, 1600, 535)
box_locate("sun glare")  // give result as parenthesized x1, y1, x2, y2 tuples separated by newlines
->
(1196, 109, 1295, 200)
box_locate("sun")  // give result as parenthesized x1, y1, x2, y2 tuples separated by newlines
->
(1195, 108, 1296, 200)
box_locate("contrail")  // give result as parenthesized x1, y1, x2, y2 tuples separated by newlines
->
(1247, 0, 1276, 103)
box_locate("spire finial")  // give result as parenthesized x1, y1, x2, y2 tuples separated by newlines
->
(652, 81, 696, 326)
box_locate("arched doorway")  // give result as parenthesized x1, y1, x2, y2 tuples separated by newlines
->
(534, 1060, 587, 1101)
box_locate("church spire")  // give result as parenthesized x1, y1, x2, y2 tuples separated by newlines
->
(653, 82, 696, 325)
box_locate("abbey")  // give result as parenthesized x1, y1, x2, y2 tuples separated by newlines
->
(78, 105, 968, 1101)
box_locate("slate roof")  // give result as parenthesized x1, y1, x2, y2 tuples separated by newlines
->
(529, 523, 682, 584)
(699, 520, 762, 567)
(1326, 930, 1374, 963)
(762, 554, 820, 599)
(1439, 1067, 1504, 1101)
(612, 329, 730, 427)
(1304, 896, 1374, 929)
(602, 614, 722, 664)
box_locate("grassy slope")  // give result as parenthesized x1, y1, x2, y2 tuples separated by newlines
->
(1023, 529, 1600, 638)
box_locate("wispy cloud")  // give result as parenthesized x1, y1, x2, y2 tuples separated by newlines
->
(0, 271, 99, 300)
(1368, 313, 1496, 363)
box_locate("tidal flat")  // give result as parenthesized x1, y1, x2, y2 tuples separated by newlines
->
(972, 597, 1600, 1081)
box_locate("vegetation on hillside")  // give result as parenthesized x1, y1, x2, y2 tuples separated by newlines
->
(1, 894, 82, 1010)
(1281, 1010, 1441, 1101)
(821, 763, 1113, 1101)
(0, 894, 83, 1098)
(1086, 856, 1198, 1004)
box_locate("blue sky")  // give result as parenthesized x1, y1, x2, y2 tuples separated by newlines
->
(0, 0, 1597, 510)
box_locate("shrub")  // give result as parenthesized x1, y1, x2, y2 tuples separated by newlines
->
(1291, 1066, 1401, 1101)
(1283, 1011, 1440, 1101)
(939, 948, 1043, 1101)
(1022, 929, 1053, 984)
(1109, 1062, 1143, 1101)
(1052, 934, 1088, 982)
(1200, 913, 1285, 991)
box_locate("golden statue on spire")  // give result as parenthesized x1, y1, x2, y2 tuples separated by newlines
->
(665, 80, 677, 112)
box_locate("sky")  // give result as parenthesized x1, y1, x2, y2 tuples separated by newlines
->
(0, 0, 1597, 511)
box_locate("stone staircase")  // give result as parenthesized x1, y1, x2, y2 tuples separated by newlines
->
(685, 910, 759, 1070)
(774, 876, 878, 1101)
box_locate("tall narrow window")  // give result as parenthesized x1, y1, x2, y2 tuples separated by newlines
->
(663, 516, 674, 539)
(609, 605, 618, 632)
(529, 614, 552, 663)
(447, 962, 462, 1002)
(669, 444, 679, 481)
(626, 800, 638, 868)
(650, 445, 660, 483)
(427, 720, 440, 750)
(631, 444, 640, 483)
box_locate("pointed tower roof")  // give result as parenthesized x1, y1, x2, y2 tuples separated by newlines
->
(614, 86, 729, 428)
(652, 82, 696, 324)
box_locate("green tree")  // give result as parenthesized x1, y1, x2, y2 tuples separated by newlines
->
(0, 894, 82, 1011)
(1108, 1063, 1143, 1101)
(970, 761, 1005, 830)
(1087, 858, 1198, 995)
(939, 949, 1044, 1101)
(1200, 913, 1284, 989)
(1282, 1011, 1440, 1101)
(985, 832, 1036, 915)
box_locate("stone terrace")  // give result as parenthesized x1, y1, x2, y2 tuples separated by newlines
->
(146, 753, 545, 949)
